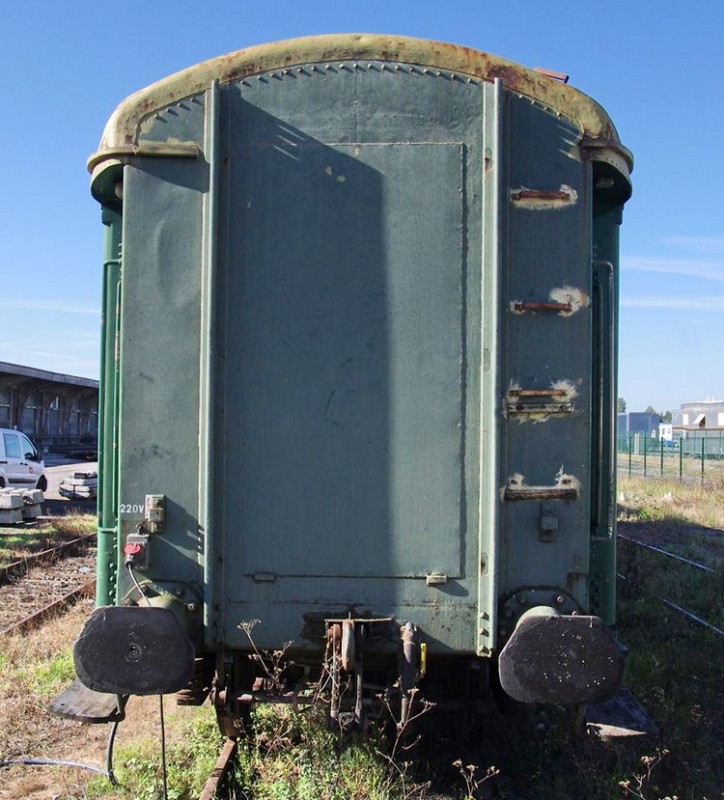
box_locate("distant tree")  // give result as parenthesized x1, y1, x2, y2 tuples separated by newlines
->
(617, 397, 627, 413)
(661, 410, 672, 423)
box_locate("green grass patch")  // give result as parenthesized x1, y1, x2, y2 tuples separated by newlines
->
(84, 707, 223, 800)
(0, 513, 95, 567)
(232, 704, 407, 800)
(27, 650, 76, 695)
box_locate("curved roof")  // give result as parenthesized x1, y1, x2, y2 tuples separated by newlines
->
(90, 33, 632, 175)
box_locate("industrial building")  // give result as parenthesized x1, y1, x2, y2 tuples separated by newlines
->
(0, 361, 98, 455)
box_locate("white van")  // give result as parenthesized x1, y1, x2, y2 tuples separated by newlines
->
(0, 429, 47, 491)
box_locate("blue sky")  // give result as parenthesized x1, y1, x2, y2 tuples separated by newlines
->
(1, 1, 721, 414)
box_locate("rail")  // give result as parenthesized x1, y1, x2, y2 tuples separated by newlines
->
(617, 534, 723, 638)
(0, 532, 96, 583)
(0, 579, 95, 637)
(198, 739, 237, 800)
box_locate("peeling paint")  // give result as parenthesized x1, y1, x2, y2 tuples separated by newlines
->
(324, 165, 347, 183)
(510, 286, 588, 317)
(502, 471, 580, 501)
(549, 285, 589, 316)
(505, 379, 579, 421)
(510, 184, 578, 209)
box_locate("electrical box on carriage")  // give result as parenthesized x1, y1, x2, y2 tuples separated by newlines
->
(70, 35, 633, 724)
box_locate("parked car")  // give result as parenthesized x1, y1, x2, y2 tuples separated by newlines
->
(0, 428, 47, 490)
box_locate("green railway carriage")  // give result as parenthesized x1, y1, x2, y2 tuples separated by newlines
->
(73, 34, 632, 727)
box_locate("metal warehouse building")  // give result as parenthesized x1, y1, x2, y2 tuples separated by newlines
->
(0, 361, 98, 454)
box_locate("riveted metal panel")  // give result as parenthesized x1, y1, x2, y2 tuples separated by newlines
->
(498, 93, 592, 619)
(95, 42, 631, 663)
(210, 64, 487, 652)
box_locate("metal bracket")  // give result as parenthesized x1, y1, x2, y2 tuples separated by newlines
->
(506, 388, 573, 417)
(144, 494, 165, 533)
(539, 501, 558, 542)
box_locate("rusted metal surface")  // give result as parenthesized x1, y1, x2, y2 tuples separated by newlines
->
(506, 389, 573, 417)
(511, 301, 573, 313)
(504, 486, 579, 501)
(512, 286, 589, 318)
(89, 34, 630, 183)
(508, 389, 567, 398)
(505, 382, 578, 420)
(510, 188, 574, 202)
(503, 472, 580, 501)
(0, 579, 95, 637)
(199, 738, 237, 800)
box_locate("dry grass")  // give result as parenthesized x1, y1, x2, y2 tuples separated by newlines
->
(0, 515, 96, 569)
(0, 602, 108, 799)
(617, 473, 724, 532)
(48, 514, 97, 537)
(0, 602, 218, 800)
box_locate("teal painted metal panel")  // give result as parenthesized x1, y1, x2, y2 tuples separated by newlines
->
(497, 93, 593, 616)
(99, 52, 629, 659)
(118, 154, 207, 591)
(223, 141, 464, 580)
(211, 66, 487, 651)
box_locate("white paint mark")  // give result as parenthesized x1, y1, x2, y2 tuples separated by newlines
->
(549, 285, 590, 316)
(510, 184, 578, 210)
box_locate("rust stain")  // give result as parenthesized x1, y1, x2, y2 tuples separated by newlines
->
(501, 469, 581, 501)
(91, 34, 630, 184)
(505, 379, 579, 421)
(510, 185, 578, 208)
(511, 300, 572, 314)
(510, 286, 589, 317)
(485, 63, 529, 92)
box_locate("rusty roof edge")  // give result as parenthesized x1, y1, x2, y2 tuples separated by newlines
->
(88, 33, 628, 173)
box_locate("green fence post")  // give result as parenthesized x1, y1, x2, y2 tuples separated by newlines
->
(628, 433, 632, 476)
(701, 437, 706, 484)
(679, 437, 683, 481)
(660, 435, 664, 476)
(643, 433, 647, 477)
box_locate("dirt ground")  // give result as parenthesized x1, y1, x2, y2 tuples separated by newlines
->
(0, 603, 160, 800)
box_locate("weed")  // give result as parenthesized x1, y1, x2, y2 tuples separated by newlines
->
(453, 759, 499, 799)
(618, 749, 671, 800)
(84, 708, 223, 799)
(27, 650, 76, 695)
(234, 703, 423, 800)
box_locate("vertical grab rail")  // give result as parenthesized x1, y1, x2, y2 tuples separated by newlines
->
(590, 260, 615, 535)
(200, 80, 221, 644)
(97, 207, 123, 606)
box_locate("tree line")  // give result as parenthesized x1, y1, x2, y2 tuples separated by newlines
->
(617, 398, 671, 422)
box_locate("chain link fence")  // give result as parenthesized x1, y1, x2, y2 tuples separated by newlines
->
(616, 432, 724, 482)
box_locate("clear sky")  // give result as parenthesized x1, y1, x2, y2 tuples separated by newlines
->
(1, 1, 721, 414)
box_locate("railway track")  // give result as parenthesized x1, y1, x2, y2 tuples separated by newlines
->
(0, 538, 97, 636)
(617, 533, 723, 638)
(198, 739, 237, 800)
